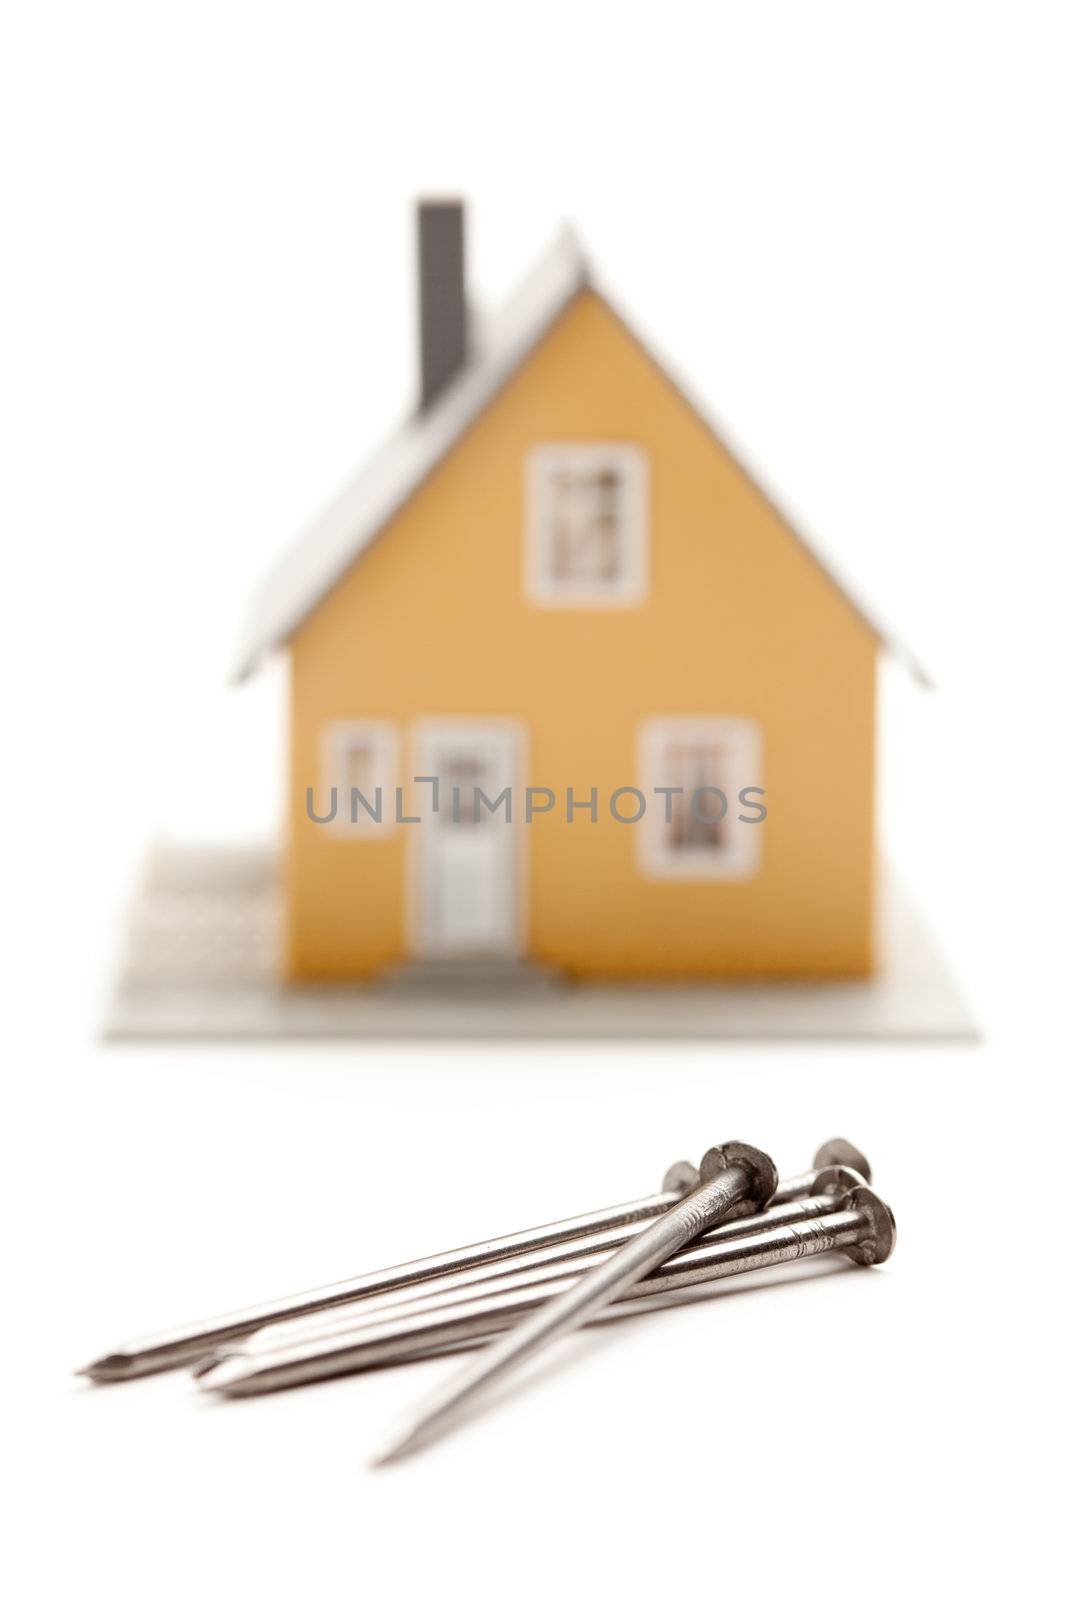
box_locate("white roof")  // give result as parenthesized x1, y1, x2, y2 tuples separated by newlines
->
(233, 226, 928, 687)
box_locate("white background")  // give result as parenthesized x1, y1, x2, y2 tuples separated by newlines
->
(2, 2, 1064, 1594)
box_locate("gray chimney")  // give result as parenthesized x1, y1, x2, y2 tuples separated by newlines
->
(417, 199, 467, 412)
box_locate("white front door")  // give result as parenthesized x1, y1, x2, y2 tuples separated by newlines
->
(413, 721, 524, 957)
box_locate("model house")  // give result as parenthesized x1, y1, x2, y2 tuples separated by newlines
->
(234, 200, 920, 984)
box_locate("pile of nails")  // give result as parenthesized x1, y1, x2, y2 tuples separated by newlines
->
(80, 1138, 895, 1462)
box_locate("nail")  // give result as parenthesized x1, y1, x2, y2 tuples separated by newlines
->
(772, 1138, 872, 1204)
(78, 1140, 868, 1382)
(196, 1184, 893, 1420)
(363, 1141, 776, 1462)
(225, 1165, 867, 1362)
(373, 1179, 893, 1464)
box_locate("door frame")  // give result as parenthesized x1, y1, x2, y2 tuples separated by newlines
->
(406, 717, 528, 959)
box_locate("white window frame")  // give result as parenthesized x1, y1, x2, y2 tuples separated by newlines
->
(525, 443, 648, 606)
(319, 719, 397, 837)
(637, 716, 763, 880)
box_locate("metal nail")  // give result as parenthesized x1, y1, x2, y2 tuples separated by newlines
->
(364, 1142, 777, 1462)
(196, 1184, 894, 1416)
(78, 1140, 868, 1382)
(772, 1138, 872, 1203)
(226, 1165, 867, 1361)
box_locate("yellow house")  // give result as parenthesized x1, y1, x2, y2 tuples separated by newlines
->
(235, 201, 922, 985)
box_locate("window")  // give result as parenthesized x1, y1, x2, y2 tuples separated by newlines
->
(436, 749, 497, 827)
(320, 720, 397, 835)
(526, 444, 647, 605)
(638, 717, 763, 879)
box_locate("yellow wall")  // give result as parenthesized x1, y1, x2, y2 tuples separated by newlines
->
(286, 289, 877, 980)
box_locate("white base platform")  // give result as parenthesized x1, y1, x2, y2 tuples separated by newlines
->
(103, 844, 977, 1041)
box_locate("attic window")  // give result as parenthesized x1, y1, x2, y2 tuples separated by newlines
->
(637, 717, 763, 880)
(320, 720, 397, 835)
(526, 444, 647, 605)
